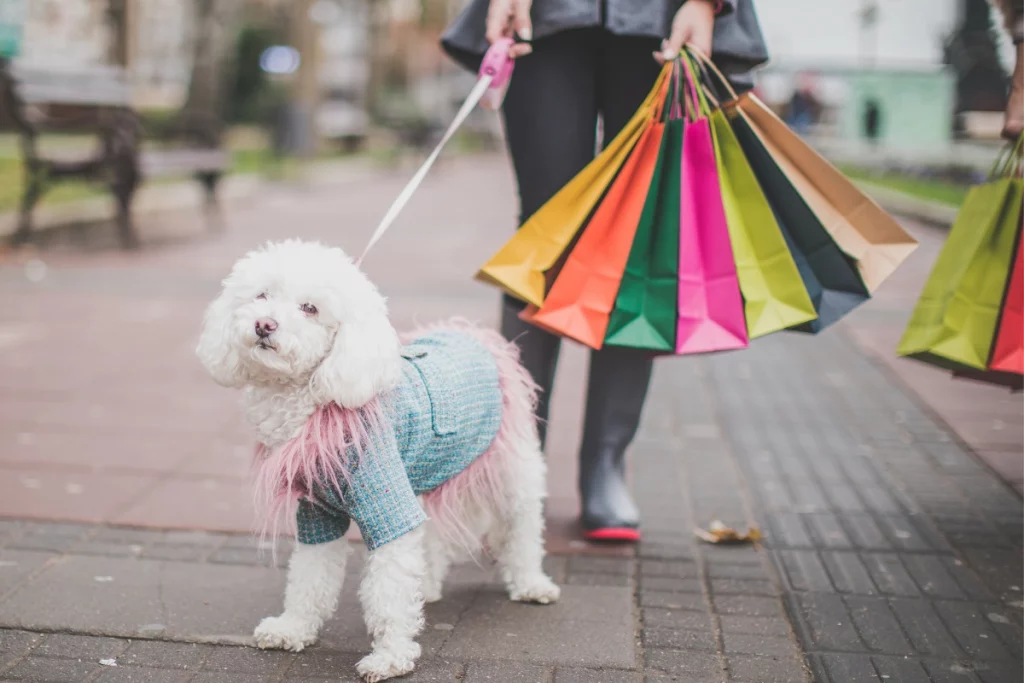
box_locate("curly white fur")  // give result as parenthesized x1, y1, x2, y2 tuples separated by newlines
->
(197, 240, 558, 682)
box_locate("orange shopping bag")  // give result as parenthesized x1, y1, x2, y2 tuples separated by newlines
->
(523, 116, 668, 348)
(476, 66, 671, 307)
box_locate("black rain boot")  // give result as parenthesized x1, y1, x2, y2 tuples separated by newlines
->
(501, 298, 561, 448)
(578, 345, 653, 542)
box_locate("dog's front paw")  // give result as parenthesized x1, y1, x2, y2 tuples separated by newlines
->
(509, 574, 561, 605)
(356, 642, 420, 682)
(253, 615, 318, 652)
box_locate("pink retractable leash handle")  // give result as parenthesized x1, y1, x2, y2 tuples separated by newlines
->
(479, 37, 516, 110)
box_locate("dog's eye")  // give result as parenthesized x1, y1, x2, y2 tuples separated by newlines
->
(256, 293, 267, 300)
(300, 303, 318, 316)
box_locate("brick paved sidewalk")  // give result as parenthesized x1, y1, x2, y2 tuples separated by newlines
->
(0, 156, 1021, 682)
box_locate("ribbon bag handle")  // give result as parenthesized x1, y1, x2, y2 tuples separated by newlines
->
(357, 39, 515, 263)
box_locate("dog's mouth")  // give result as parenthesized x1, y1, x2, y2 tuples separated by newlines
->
(255, 339, 277, 352)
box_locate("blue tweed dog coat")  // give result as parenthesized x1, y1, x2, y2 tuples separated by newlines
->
(295, 330, 503, 550)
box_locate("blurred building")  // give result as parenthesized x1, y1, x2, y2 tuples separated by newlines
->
(754, 0, 1009, 152)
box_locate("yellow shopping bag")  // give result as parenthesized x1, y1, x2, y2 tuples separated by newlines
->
(476, 65, 671, 307)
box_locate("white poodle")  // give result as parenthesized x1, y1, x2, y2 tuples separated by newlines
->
(196, 240, 559, 681)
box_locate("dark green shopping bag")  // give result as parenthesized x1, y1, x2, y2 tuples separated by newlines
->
(604, 117, 683, 350)
(728, 105, 869, 332)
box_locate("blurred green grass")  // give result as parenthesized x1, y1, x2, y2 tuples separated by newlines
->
(838, 164, 969, 208)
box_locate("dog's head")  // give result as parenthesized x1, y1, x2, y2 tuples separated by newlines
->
(196, 240, 401, 408)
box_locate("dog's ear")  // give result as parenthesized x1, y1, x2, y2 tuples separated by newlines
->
(196, 288, 250, 388)
(310, 305, 402, 409)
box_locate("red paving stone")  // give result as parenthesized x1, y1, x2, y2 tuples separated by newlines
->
(0, 155, 1018, 548)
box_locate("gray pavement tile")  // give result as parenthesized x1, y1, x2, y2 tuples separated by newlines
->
(402, 659, 462, 682)
(0, 550, 52, 597)
(464, 662, 546, 682)
(209, 546, 276, 566)
(190, 673, 278, 683)
(718, 616, 792, 637)
(720, 633, 797, 658)
(554, 667, 641, 683)
(860, 553, 919, 597)
(900, 555, 967, 600)
(790, 593, 864, 652)
(643, 650, 723, 680)
(726, 654, 809, 683)
(90, 528, 162, 544)
(699, 546, 763, 566)
(33, 633, 129, 660)
(637, 543, 693, 561)
(975, 660, 1024, 683)
(843, 515, 893, 551)
(0, 555, 166, 635)
(565, 572, 631, 587)
(0, 630, 42, 665)
(200, 645, 296, 675)
(69, 541, 145, 558)
(708, 579, 776, 597)
(642, 608, 712, 632)
(820, 552, 877, 596)
(642, 628, 716, 652)
(806, 513, 855, 550)
(2, 655, 99, 682)
(933, 601, 1016, 661)
(140, 544, 215, 562)
(712, 595, 783, 618)
(888, 598, 964, 658)
(815, 653, 881, 682)
(640, 560, 699, 579)
(920, 659, 986, 683)
(280, 650, 362, 678)
(870, 656, 933, 683)
(92, 666, 189, 683)
(775, 550, 833, 593)
(566, 557, 633, 576)
(639, 591, 705, 612)
(704, 563, 765, 580)
(118, 641, 211, 669)
(844, 596, 915, 656)
(159, 531, 225, 547)
(639, 577, 702, 594)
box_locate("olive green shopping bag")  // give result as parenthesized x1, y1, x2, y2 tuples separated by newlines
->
(604, 70, 683, 351)
(898, 140, 1024, 369)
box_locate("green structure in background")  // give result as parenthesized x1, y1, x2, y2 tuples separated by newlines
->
(0, 0, 25, 59)
(841, 68, 957, 148)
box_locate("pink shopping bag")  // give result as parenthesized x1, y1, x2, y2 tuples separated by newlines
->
(675, 54, 749, 354)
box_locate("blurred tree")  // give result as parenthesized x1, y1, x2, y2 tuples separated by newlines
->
(944, 0, 1009, 120)
(179, 0, 244, 146)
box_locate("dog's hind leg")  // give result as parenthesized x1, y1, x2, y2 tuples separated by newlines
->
(356, 526, 426, 682)
(254, 538, 349, 652)
(421, 521, 451, 603)
(496, 443, 561, 605)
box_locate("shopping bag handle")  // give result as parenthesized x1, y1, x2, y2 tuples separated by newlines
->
(685, 45, 740, 105)
(991, 133, 1024, 180)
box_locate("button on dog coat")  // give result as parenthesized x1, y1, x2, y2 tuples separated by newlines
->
(296, 330, 503, 550)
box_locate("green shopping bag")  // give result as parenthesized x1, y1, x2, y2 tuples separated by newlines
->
(604, 82, 682, 351)
(709, 108, 817, 337)
(898, 141, 1024, 369)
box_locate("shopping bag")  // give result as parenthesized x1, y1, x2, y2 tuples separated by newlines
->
(728, 106, 869, 332)
(989, 221, 1024, 374)
(687, 50, 816, 338)
(604, 92, 683, 351)
(476, 66, 671, 307)
(524, 120, 667, 348)
(674, 54, 748, 353)
(897, 176, 1024, 369)
(737, 94, 917, 293)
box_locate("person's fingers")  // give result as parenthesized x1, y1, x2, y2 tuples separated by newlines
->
(660, 22, 688, 63)
(485, 0, 512, 44)
(512, 0, 533, 41)
(510, 43, 533, 58)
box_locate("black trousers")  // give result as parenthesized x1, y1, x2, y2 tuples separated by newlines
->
(499, 28, 662, 527)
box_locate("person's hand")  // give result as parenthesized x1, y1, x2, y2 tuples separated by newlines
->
(655, 0, 716, 64)
(486, 0, 534, 58)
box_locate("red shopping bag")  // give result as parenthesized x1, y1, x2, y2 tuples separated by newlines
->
(990, 221, 1024, 374)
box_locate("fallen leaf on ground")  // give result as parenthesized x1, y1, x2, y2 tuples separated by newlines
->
(694, 520, 761, 545)
(99, 659, 117, 667)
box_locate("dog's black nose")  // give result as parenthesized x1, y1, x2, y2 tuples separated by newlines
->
(255, 318, 278, 338)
